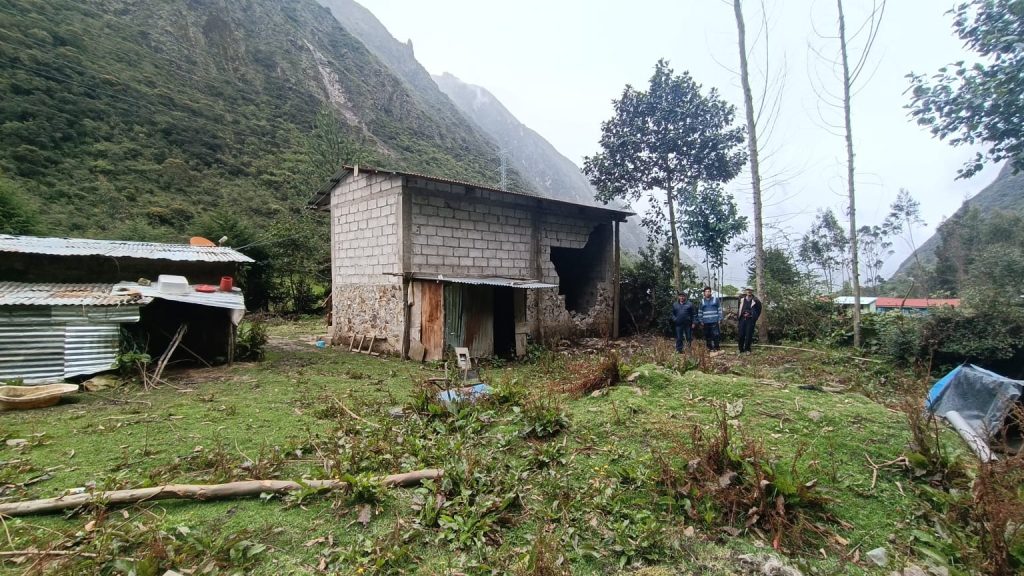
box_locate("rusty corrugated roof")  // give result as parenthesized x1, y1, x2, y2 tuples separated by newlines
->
(0, 283, 145, 307)
(0, 235, 255, 263)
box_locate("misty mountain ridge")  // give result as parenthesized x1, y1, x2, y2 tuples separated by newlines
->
(893, 161, 1024, 277)
(316, 0, 680, 257)
(0, 0, 523, 239)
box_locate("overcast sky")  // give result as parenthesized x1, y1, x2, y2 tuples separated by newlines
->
(355, 0, 1001, 284)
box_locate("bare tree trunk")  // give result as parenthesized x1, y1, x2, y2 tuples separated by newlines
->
(667, 188, 682, 290)
(733, 0, 768, 340)
(838, 0, 862, 348)
(0, 469, 443, 517)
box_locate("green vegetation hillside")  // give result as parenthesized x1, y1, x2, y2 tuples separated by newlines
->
(0, 0, 525, 241)
(893, 161, 1024, 277)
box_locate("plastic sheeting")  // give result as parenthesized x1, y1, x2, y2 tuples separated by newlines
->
(927, 364, 1024, 440)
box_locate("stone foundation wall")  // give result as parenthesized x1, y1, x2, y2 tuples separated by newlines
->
(330, 282, 404, 353)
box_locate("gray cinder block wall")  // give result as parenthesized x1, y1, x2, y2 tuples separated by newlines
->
(323, 169, 626, 354)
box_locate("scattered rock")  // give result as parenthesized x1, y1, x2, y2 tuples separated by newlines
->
(626, 371, 641, 382)
(5, 439, 27, 447)
(82, 375, 118, 391)
(718, 471, 738, 488)
(807, 410, 823, 422)
(866, 547, 888, 567)
(927, 566, 949, 576)
(898, 565, 928, 576)
(726, 399, 744, 417)
(737, 553, 803, 576)
(590, 388, 608, 397)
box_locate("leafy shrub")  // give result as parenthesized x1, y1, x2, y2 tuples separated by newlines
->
(235, 317, 268, 361)
(518, 397, 570, 439)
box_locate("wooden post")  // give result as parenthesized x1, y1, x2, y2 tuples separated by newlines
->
(612, 220, 620, 339)
(530, 206, 544, 344)
(398, 177, 413, 359)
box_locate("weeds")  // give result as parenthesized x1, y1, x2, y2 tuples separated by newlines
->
(555, 352, 621, 397)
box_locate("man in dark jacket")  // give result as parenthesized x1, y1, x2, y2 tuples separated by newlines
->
(671, 291, 696, 352)
(698, 286, 723, 351)
(737, 287, 762, 354)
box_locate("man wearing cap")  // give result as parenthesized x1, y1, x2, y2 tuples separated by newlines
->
(698, 286, 722, 351)
(737, 287, 762, 354)
(671, 291, 696, 352)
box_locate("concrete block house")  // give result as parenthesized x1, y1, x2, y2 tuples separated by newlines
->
(310, 166, 632, 360)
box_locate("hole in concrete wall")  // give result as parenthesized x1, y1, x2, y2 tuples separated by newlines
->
(549, 223, 611, 313)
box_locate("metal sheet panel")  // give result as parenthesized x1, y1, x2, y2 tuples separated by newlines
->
(64, 324, 120, 378)
(0, 234, 254, 263)
(411, 274, 556, 289)
(0, 321, 64, 384)
(462, 285, 494, 358)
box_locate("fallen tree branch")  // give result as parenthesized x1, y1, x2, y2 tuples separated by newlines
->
(755, 344, 882, 363)
(0, 469, 442, 517)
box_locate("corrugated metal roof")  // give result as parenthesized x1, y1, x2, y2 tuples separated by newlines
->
(0, 234, 255, 263)
(412, 274, 557, 289)
(113, 283, 246, 311)
(311, 165, 635, 220)
(0, 283, 146, 307)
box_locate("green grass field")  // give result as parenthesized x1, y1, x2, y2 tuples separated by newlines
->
(0, 319, 981, 575)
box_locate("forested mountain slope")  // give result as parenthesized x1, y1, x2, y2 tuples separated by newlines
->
(0, 0, 523, 240)
(893, 162, 1024, 276)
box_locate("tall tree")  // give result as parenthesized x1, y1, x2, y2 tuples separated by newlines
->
(907, 0, 1024, 178)
(733, 0, 768, 336)
(679, 184, 748, 289)
(798, 208, 848, 292)
(584, 59, 746, 290)
(811, 0, 886, 346)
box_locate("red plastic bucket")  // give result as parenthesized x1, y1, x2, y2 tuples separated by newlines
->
(219, 276, 234, 292)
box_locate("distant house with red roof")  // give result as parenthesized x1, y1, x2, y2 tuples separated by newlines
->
(875, 297, 960, 314)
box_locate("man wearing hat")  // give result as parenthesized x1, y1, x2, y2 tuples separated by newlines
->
(671, 290, 696, 352)
(737, 287, 762, 354)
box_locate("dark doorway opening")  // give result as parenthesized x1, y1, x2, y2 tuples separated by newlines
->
(549, 223, 611, 313)
(492, 286, 516, 358)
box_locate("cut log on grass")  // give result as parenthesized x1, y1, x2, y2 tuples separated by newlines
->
(0, 469, 442, 517)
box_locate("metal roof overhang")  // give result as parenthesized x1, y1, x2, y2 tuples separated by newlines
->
(410, 274, 557, 289)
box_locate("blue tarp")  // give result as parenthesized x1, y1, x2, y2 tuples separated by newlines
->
(437, 383, 493, 406)
(926, 364, 1024, 440)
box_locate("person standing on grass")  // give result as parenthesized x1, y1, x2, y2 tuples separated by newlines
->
(698, 286, 722, 351)
(671, 290, 696, 352)
(737, 287, 762, 354)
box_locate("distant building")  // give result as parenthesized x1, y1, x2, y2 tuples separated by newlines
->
(832, 296, 877, 313)
(875, 297, 960, 314)
(310, 166, 633, 360)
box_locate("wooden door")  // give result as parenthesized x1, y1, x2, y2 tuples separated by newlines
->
(419, 281, 444, 361)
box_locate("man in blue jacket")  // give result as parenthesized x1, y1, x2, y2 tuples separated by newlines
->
(671, 291, 696, 352)
(698, 286, 722, 351)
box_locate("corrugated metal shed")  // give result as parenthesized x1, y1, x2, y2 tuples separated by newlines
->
(0, 234, 254, 263)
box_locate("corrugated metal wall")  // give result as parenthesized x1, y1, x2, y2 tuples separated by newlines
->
(443, 285, 494, 358)
(0, 305, 139, 383)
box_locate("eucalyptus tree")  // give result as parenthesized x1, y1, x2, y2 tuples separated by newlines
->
(584, 59, 746, 290)
(798, 208, 848, 292)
